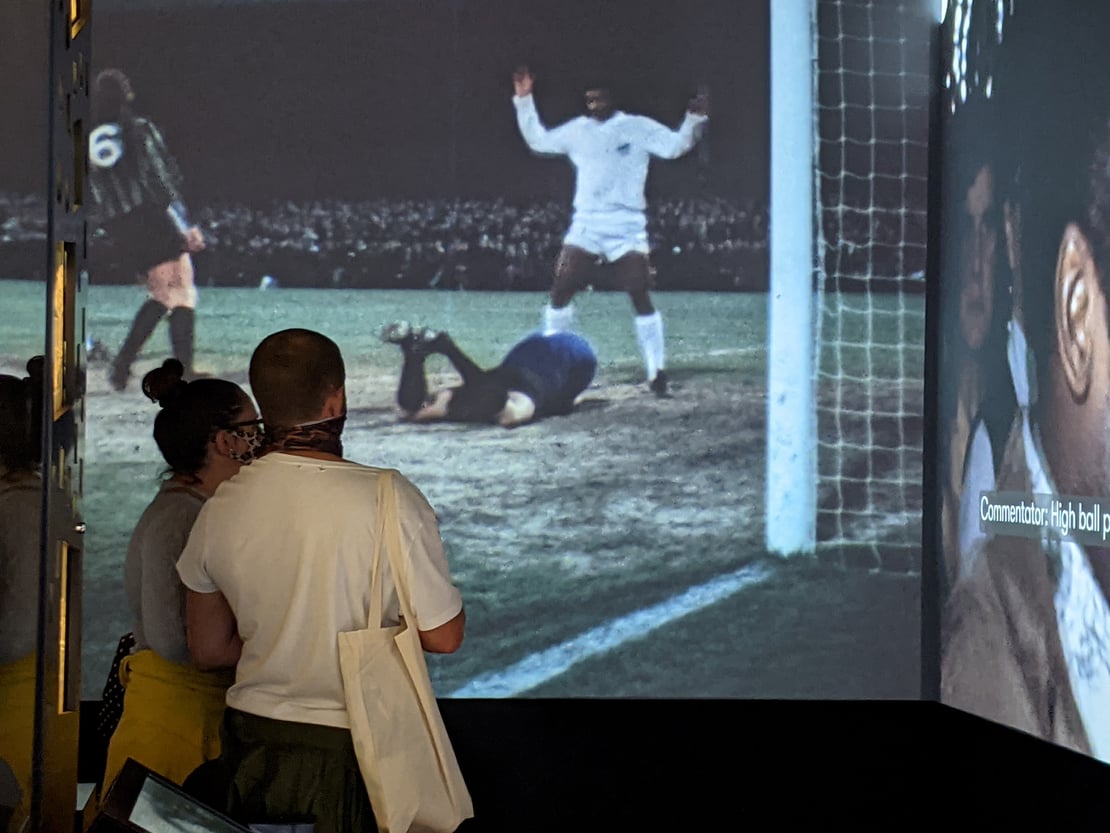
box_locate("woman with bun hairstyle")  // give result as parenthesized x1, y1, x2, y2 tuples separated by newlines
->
(0, 357, 45, 832)
(101, 359, 261, 795)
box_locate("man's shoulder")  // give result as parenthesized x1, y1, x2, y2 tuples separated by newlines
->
(252, 456, 413, 494)
(941, 531, 1089, 750)
(976, 533, 1056, 615)
(943, 533, 1059, 669)
(127, 115, 160, 135)
(140, 484, 205, 524)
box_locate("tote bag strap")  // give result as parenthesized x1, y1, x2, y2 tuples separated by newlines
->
(365, 469, 391, 630)
(375, 469, 416, 625)
(372, 468, 475, 823)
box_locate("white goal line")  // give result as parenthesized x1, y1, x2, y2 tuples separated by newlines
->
(447, 561, 776, 698)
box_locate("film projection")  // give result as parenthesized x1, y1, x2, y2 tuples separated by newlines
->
(938, 0, 1110, 764)
(0, 0, 928, 700)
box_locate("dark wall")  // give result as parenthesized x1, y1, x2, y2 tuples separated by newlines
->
(0, 0, 49, 194)
(73, 0, 767, 205)
(79, 699, 1110, 830)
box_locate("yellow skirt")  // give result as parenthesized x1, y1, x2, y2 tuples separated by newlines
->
(0, 653, 37, 833)
(101, 649, 234, 795)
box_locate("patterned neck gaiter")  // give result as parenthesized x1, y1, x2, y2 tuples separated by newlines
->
(263, 414, 346, 458)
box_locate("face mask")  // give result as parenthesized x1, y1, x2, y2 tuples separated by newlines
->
(225, 424, 265, 463)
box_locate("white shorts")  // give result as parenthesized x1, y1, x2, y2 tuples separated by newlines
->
(564, 214, 649, 263)
(146, 253, 198, 309)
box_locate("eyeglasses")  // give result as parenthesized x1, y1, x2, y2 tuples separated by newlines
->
(214, 417, 263, 443)
(223, 418, 263, 440)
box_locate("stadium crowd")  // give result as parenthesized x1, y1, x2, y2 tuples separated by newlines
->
(1, 193, 767, 291)
(1, 191, 927, 292)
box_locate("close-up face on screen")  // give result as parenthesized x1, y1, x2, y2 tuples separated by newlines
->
(938, 0, 1110, 764)
(0, 0, 929, 702)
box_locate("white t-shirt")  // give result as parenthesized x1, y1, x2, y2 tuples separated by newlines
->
(513, 93, 707, 225)
(176, 453, 463, 729)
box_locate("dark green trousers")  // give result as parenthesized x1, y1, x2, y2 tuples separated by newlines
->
(218, 708, 378, 833)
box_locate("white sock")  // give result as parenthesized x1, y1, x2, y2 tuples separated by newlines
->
(635, 311, 665, 381)
(544, 303, 574, 335)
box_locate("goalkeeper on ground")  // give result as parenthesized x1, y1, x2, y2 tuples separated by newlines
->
(381, 322, 597, 428)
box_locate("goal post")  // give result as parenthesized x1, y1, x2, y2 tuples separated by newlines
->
(766, 0, 929, 572)
(765, 0, 819, 557)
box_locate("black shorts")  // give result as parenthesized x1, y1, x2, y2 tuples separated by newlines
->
(92, 207, 184, 278)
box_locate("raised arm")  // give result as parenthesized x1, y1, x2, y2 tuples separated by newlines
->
(512, 66, 574, 157)
(639, 92, 710, 160)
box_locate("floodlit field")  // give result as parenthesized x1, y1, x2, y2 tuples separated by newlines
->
(0, 280, 922, 700)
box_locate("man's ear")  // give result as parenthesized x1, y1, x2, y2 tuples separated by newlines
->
(1055, 223, 1101, 402)
(322, 384, 346, 418)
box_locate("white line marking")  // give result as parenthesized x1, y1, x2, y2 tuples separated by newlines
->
(448, 561, 776, 698)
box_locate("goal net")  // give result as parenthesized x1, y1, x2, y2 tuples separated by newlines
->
(811, 0, 930, 572)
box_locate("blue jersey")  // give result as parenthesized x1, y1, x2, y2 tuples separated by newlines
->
(495, 332, 597, 417)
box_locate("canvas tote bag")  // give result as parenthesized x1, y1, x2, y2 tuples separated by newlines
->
(337, 469, 474, 833)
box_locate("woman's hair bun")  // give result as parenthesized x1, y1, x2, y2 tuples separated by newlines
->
(141, 358, 187, 407)
(25, 356, 44, 386)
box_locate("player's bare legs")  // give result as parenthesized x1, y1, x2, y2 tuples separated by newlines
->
(109, 255, 185, 391)
(110, 232, 204, 391)
(109, 290, 168, 391)
(151, 253, 200, 379)
(615, 252, 668, 396)
(543, 245, 594, 334)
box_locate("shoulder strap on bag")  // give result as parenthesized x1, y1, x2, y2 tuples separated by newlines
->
(366, 469, 392, 629)
(374, 469, 417, 626)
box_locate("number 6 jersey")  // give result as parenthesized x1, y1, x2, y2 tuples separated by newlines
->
(87, 115, 186, 225)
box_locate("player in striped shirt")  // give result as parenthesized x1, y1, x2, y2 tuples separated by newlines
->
(512, 66, 708, 397)
(88, 69, 206, 392)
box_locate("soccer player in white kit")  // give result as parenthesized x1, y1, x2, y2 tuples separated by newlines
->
(512, 66, 709, 396)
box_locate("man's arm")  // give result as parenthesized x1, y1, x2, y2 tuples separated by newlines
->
(186, 589, 242, 670)
(139, 119, 205, 251)
(512, 67, 573, 157)
(419, 608, 465, 653)
(137, 118, 186, 205)
(639, 93, 710, 160)
(391, 475, 466, 653)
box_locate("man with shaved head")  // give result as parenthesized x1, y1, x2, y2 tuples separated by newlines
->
(248, 327, 347, 429)
(177, 328, 467, 830)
